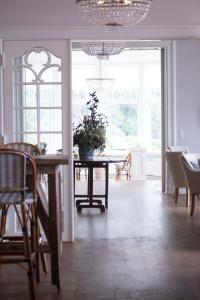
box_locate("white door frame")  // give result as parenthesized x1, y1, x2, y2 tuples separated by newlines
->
(1, 40, 74, 241)
(0, 38, 175, 241)
(72, 40, 175, 193)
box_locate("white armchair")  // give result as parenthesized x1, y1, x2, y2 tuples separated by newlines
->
(180, 154, 200, 216)
(168, 145, 190, 153)
(165, 150, 189, 206)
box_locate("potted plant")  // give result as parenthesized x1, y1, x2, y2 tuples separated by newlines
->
(73, 91, 108, 159)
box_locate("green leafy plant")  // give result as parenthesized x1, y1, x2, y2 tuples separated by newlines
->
(73, 91, 108, 152)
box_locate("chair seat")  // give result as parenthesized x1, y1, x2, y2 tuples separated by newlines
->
(0, 241, 25, 255)
(0, 192, 36, 204)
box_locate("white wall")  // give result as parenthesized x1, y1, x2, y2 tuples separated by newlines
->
(174, 40, 200, 152)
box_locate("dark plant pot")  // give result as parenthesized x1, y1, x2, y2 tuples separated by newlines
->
(79, 147, 94, 160)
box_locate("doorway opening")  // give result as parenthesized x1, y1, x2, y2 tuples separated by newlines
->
(72, 43, 162, 183)
(72, 42, 164, 240)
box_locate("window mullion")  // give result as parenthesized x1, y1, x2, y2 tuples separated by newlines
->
(37, 83, 40, 145)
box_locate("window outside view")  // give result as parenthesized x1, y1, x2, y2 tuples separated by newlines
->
(72, 48, 161, 178)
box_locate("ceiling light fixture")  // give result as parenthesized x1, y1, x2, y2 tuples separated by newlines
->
(76, 0, 153, 31)
(86, 59, 115, 90)
(81, 41, 125, 59)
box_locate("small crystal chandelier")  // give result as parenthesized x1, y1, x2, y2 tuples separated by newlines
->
(76, 0, 153, 30)
(81, 41, 125, 59)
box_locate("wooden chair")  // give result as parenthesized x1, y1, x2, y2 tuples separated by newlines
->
(0, 142, 47, 280)
(180, 154, 200, 216)
(74, 152, 88, 181)
(115, 152, 132, 180)
(165, 150, 189, 206)
(1, 142, 42, 155)
(0, 149, 38, 300)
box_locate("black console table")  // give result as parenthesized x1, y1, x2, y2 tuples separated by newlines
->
(74, 157, 126, 212)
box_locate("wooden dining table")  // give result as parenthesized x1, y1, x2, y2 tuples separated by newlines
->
(32, 154, 70, 292)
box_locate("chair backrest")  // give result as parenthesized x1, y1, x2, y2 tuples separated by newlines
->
(168, 145, 190, 153)
(180, 154, 200, 195)
(0, 149, 37, 197)
(1, 142, 41, 156)
(123, 152, 132, 170)
(165, 150, 187, 187)
(180, 153, 200, 170)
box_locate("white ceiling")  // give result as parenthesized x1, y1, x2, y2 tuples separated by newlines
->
(0, 0, 200, 39)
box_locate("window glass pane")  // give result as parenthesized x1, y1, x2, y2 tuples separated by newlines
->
(144, 64, 161, 89)
(23, 109, 37, 132)
(23, 68, 35, 83)
(106, 104, 137, 149)
(40, 133, 62, 154)
(40, 109, 62, 131)
(23, 134, 37, 144)
(14, 85, 37, 108)
(28, 50, 48, 73)
(14, 67, 35, 84)
(41, 66, 61, 82)
(22, 85, 37, 107)
(40, 85, 61, 107)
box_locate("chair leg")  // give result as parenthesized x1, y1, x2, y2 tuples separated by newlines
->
(36, 252, 40, 283)
(76, 169, 81, 181)
(21, 204, 37, 300)
(115, 168, 121, 180)
(0, 205, 9, 272)
(84, 168, 88, 180)
(0, 205, 9, 238)
(190, 195, 195, 216)
(40, 252, 48, 274)
(36, 244, 48, 283)
(35, 212, 48, 282)
(174, 187, 179, 204)
(34, 205, 40, 283)
(186, 187, 190, 207)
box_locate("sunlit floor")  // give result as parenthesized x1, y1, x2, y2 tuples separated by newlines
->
(2, 179, 200, 299)
(75, 178, 162, 240)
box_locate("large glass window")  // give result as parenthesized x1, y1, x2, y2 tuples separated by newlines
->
(14, 47, 62, 153)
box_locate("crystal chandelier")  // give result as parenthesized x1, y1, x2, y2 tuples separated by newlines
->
(76, 0, 153, 30)
(81, 41, 125, 59)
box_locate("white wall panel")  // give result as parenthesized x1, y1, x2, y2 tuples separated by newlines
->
(174, 40, 200, 152)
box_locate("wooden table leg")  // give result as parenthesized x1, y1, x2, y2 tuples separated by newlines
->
(89, 165, 93, 206)
(105, 163, 109, 209)
(48, 167, 61, 292)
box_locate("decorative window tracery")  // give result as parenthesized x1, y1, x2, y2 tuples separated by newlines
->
(14, 47, 62, 153)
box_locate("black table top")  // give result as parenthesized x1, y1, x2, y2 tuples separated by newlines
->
(74, 157, 126, 165)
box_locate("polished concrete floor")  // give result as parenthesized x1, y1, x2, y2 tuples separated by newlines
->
(2, 179, 200, 299)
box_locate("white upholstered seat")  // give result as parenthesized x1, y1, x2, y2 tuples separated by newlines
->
(165, 150, 189, 205)
(180, 154, 200, 216)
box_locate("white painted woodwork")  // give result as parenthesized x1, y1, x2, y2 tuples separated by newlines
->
(2, 40, 73, 241)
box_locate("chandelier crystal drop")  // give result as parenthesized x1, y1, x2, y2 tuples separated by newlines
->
(76, 0, 153, 30)
(81, 41, 125, 59)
